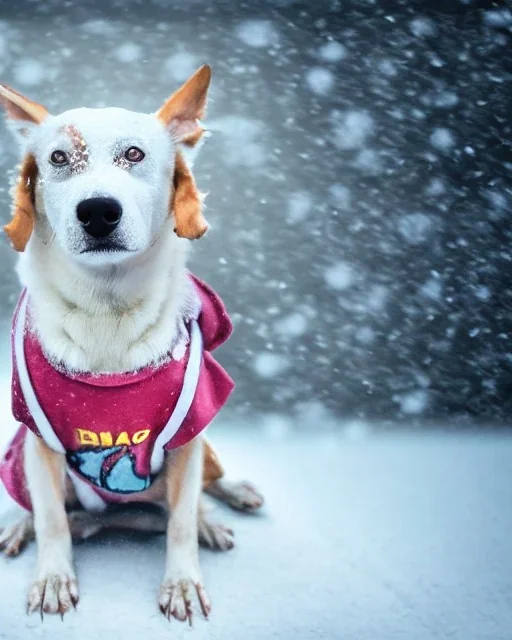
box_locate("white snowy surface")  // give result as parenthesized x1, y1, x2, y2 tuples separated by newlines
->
(1, 424, 511, 640)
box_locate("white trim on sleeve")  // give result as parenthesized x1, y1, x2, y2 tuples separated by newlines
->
(150, 319, 203, 473)
(14, 293, 66, 455)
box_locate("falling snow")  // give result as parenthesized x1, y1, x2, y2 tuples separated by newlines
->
(235, 20, 278, 48)
(324, 262, 354, 291)
(483, 9, 512, 28)
(318, 40, 347, 62)
(114, 43, 143, 63)
(409, 17, 438, 38)
(306, 67, 335, 95)
(253, 352, 289, 379)
(286, 192, 312, 223)
(333, 111, 374, 150)
(397, 213, 436, 245)
(0, 0, 509, 430)
(12, 59, 45, 86)
(274, 312, 308, 338)
(164, 52, 200, 82)
(430, 127, 456, 151)
(396, 389, 429, 415)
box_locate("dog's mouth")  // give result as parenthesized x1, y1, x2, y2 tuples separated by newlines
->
(80, 243, 131, 254)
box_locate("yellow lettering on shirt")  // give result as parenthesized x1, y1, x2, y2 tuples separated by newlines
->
(77, 429, 100, 446)
(100, 432, 113, 447)
(75, 429, 151, 448)
(132, 429, 150, 445)
(115, 431, 131, 446)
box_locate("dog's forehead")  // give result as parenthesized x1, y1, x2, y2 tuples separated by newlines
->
(40, 107, 165, 145)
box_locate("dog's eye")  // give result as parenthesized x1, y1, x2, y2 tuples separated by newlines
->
(124, 146, 145, 163)
(49, 150, 69, 166)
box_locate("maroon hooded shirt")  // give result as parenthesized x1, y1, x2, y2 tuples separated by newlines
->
(0, 274, 234, 511)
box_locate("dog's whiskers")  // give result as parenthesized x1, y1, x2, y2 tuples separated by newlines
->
(43, 231, 56, 246)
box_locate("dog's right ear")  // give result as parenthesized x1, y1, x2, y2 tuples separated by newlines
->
(156, 64, 211, 146)
(0, 84, 49, 146)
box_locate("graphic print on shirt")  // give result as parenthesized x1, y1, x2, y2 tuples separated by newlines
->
(67, 442, 151, 494)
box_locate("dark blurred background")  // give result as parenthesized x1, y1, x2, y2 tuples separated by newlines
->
(0, 0, 510, 428)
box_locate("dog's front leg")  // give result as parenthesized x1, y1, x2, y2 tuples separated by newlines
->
(158, 437, 211, 624)
(24, 431, 78, 617)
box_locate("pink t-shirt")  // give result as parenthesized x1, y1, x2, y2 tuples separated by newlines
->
(0, 274, 234, 511)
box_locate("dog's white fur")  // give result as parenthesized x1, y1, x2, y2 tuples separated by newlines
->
(0, 70, 263, 623)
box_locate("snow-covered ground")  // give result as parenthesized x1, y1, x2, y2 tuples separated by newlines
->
(1, 423, 511, 640)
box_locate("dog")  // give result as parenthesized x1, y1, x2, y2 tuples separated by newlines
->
(0, 65, 263, 623)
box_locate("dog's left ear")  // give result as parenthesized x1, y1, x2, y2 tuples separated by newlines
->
(157, 66, 211, 240)
(0, 84, 49, 146)
(170, 151, 208, 240)
(156, 64, 211, 147)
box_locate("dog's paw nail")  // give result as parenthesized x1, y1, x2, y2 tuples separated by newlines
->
(159, 579, 210, 623)
(196, 584, 211, 618)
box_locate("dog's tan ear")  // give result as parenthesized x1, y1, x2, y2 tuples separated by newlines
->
(0, 84, 49, 143)
(157, 64, 211, 147)
(0, 84, 48, 124)
(171, 151, 208, 240)
(158, 66, 211, 239)
(4, 153, 38, 251)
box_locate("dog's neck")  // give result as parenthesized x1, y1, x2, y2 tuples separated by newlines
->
(17, 218, 196, 374)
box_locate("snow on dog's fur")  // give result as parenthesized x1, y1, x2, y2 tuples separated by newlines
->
(0, 66, 263, 623)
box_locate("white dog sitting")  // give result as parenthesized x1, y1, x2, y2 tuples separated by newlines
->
(0, 65, 263, 623)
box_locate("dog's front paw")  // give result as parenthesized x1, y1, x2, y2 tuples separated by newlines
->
(158, 578, 211, 624)
(27, 569, 79, 618)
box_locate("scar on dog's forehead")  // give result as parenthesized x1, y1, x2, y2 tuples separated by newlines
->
(61, 124, 89, 175)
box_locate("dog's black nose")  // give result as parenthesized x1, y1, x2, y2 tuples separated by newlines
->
(76, 197, 122, 238)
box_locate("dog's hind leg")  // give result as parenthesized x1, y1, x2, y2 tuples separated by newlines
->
(202, 439, 264, 512)
(0, 514, 34, 557)
(198, 498, 234, 551)
(0, 502, 236, 552)
(68, 506, 168, 539)
(0, 506, 169, 554)
(70, 500, 235, 552)
(204, 479, 264, 512)
(70, 500, 235, 551)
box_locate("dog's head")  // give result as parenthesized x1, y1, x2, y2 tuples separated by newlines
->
(0, 65, 211, 265)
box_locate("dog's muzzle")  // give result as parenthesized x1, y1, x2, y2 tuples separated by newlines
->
(76, 197, 122, 239)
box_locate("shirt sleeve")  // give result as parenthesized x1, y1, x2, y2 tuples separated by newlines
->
(189, 274, 233, 352)
(163, 351, 235, 450)
(10, 290, 43, 439)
